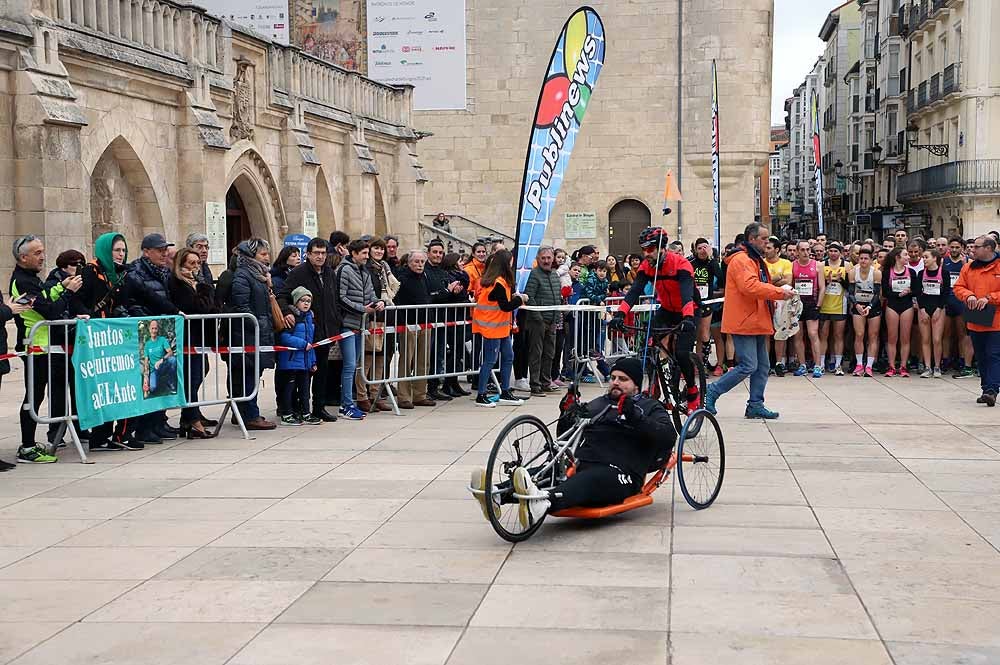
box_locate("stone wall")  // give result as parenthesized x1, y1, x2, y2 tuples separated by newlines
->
(415, 0, 775, 252)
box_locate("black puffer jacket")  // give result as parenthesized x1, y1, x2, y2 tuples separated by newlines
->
(168, 275, 219, 347)
(575, 394, 676, 479)
(424, 263, 469, 322)
(394, 267, 449, 325)
(228, 266, 275, 369)
(125, 257, 178, 316)
(277, 263, 341, 342)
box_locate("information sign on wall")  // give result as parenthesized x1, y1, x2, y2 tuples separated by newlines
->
(564, 212, 598, 240)
(206, 202, 227, 265)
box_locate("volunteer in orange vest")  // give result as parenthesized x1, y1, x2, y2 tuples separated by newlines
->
(952, 235, 1000, 407)
(704, 222, 794, 419)
(465, 242, 488, 298)
(472, 248, 528, 408)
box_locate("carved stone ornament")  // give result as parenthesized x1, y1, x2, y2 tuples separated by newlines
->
(231, 59, 255, 141)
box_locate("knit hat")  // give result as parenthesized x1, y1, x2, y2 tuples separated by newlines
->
(611, 357, 644, 389)
(291, 286, 312, 304)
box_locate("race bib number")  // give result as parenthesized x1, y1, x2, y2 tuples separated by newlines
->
(826, 282, 843, 296)
(950, 272, 961, 287)
(698, 285, 709, 299)
(795, 281, 813, 297)
(856, 290, 874, 303)
(891, 278, 910, 294)
(923, 281, 941, 296)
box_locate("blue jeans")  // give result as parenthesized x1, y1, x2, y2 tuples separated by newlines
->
(477, 335, 513, 395)
(970, 330, 1000, 395)
(708, 334, 770, 408)
(340, 329, 364, 409)
(149, 355, 177, 393)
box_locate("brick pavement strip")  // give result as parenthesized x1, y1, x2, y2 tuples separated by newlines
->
(1, 376, 999, 664)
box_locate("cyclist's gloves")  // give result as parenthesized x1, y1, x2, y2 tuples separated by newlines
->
(609, 311, 626, 332)
(617, 394, 646, 425)
(678, 317, 696, 334)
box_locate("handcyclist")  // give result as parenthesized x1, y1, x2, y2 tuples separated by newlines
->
(470, 357, 675, 527)
(609, 226, 700, 410)
(689, 238, 726, 377)
(943, 236, 975, 377)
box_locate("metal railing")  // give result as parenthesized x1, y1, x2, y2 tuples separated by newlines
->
(930, 73, 941, 102)
(898, 160, 1000, 202)
(917, 80, 929, 108)
(942, 63, 961, 96)
(24, 313, 260, 463)
(421, 213, 515, 247)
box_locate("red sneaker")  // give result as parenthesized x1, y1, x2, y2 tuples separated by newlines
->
(885, 367, 897, 377)
(712, 365, 723, 377)
(852, 364, 863, 377)
(899, 367, 910, 378)
(687, 389, 701, 412)
(864, 367, 874, 378)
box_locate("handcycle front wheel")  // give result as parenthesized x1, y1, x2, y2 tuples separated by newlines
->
(484, 414, 556, 543)
(676, 408, 725, 510)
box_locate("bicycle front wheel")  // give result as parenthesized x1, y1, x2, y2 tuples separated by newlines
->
(484, 414, 554, 542)
(676, 408, 725, 510)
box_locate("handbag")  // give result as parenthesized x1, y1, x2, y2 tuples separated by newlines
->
(269, 290, 288, 333)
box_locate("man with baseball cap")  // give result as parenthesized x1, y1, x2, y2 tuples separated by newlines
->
(125, 232, 181, 445)
(471, 357, 676, 528)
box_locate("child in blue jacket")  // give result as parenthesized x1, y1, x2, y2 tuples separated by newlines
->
(276, 286, 318, 426)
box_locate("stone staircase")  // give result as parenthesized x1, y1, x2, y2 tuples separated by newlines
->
(419, 213, 515, 255)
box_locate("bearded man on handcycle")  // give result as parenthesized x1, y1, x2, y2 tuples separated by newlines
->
(609, 226, 701, 410)
(471, 357, 676, 527)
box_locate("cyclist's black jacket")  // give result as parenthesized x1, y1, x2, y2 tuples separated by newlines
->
(576, 394, 677, 479)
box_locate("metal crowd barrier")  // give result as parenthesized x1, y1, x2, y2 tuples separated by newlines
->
(24, 313, 260, 464)
(360, 302, 484, 415)
(564, 296, 657, 385)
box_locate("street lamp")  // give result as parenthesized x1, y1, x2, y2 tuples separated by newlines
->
(834, 159, 864, 184)
(871, 144, 907, 174)
(905, 123, 949, 157)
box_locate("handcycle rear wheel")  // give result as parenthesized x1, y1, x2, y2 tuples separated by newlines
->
(676, 408, 725, 510)
(484, 414, 556, 543)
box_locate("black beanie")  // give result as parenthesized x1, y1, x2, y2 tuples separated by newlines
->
(611, 357, 644, 388)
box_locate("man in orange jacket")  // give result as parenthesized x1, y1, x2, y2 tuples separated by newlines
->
(952, 235, 1000, 406)
(704, 223, 794, 419)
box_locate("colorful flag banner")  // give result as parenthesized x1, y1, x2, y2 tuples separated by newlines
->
(73, 316, 186, 430)
(514, 6, 605, 291)
(812, 92, 824, 234)
(711, 60, 721, 249)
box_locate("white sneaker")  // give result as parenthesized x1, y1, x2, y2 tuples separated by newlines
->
(470, 468, 500, 521)
(513, 378, 531, 392)
(933, 368, 943, 378)
(920, 369, 933, 378)
(512, 467, 549, 528)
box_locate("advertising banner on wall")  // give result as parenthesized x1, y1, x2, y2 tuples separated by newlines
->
(296, 0, 365, 71)
(513, 7, 605, 291)
(365, 0, 467, 110)
(201, 0, 290, 44)
(73, 317, 186, 430)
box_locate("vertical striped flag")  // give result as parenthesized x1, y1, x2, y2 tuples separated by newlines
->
(711, 60, 721, 248)
(812, 92, 824, 234)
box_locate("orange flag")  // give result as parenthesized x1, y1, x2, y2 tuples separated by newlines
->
(663, 169, 684, 202)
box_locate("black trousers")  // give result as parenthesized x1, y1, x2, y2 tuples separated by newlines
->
(548, 462, 642, 512)
(20, 355, 65, 447)
(277, 369, 311, 415)
(512, 310, 529, 381)
(312, 352, 331, 413)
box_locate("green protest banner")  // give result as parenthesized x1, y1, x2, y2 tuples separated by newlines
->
(73, 316, 186, 430)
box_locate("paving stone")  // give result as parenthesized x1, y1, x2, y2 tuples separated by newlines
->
(472, 584, 667, 631)
(670, 633, 893, 665)
(325, 547, 507, 584)
(449, 628, 668, 665)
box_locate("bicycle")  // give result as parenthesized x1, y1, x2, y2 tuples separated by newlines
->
(615, 322, 708, 437)
(470, 382, 725, 543)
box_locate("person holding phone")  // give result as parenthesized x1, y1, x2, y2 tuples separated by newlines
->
(952, 235, 1000, 406)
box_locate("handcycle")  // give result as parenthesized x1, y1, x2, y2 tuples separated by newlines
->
(469, 381, 725, 543)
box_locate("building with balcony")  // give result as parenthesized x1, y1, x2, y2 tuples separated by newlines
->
(898, 0, 1000, 237)
(0, 0, 426, 279)
(783, 59, 825, 236)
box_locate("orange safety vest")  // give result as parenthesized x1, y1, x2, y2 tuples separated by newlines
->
(472, 276, 512, 339)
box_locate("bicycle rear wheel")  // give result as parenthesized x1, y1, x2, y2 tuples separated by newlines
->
(484, 414, 555, 542)
(676, 409, 725, 510)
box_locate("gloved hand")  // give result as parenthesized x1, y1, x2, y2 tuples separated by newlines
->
(617, 394, 645, 425)
(678, 317, 696, 334)
(608, 311, 626, 332)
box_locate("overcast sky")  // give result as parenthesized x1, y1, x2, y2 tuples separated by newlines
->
(771, 1, 837, 125)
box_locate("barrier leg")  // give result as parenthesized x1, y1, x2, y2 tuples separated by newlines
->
(67, 425, 89, 464)
(383, 383, 401, 416)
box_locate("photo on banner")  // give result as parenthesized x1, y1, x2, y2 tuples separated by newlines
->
(73, 317, 187, 430)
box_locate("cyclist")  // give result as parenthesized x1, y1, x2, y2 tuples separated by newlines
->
(917, 248, 950, 378)
(470, 358, 675, 526)
(943, 236, 975, 377)
(610, 226, 700, 410)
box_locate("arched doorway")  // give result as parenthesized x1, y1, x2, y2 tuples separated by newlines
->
(226, 186, 252, 256)
(224, 172, 275, 254)
(89, 136, 164, 253)
(609, 199, 651, 257)
(373, 178, 388, 237)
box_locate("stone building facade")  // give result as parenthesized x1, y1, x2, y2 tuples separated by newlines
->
(413, 0, 776, 254)
(0, 0, 425, 279)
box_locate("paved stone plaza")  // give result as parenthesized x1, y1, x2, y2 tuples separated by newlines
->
(1, 370, 999, 665)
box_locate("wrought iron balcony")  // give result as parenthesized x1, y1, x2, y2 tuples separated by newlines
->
(942, 63, 961, 96)
(907, 89, 917, 114)
(930, 73, 941, 102)
(918, 80, 928, 108)
(898, 160, 1000, 202)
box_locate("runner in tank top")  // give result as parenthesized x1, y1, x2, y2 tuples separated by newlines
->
(942, 236, 975, 377)
(848, 246, 882, 377)
(917, 248, 950, 378)
(791, 240, 825, 378)
(819, 242, 850, 375)
(881, 247, 921, 377)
